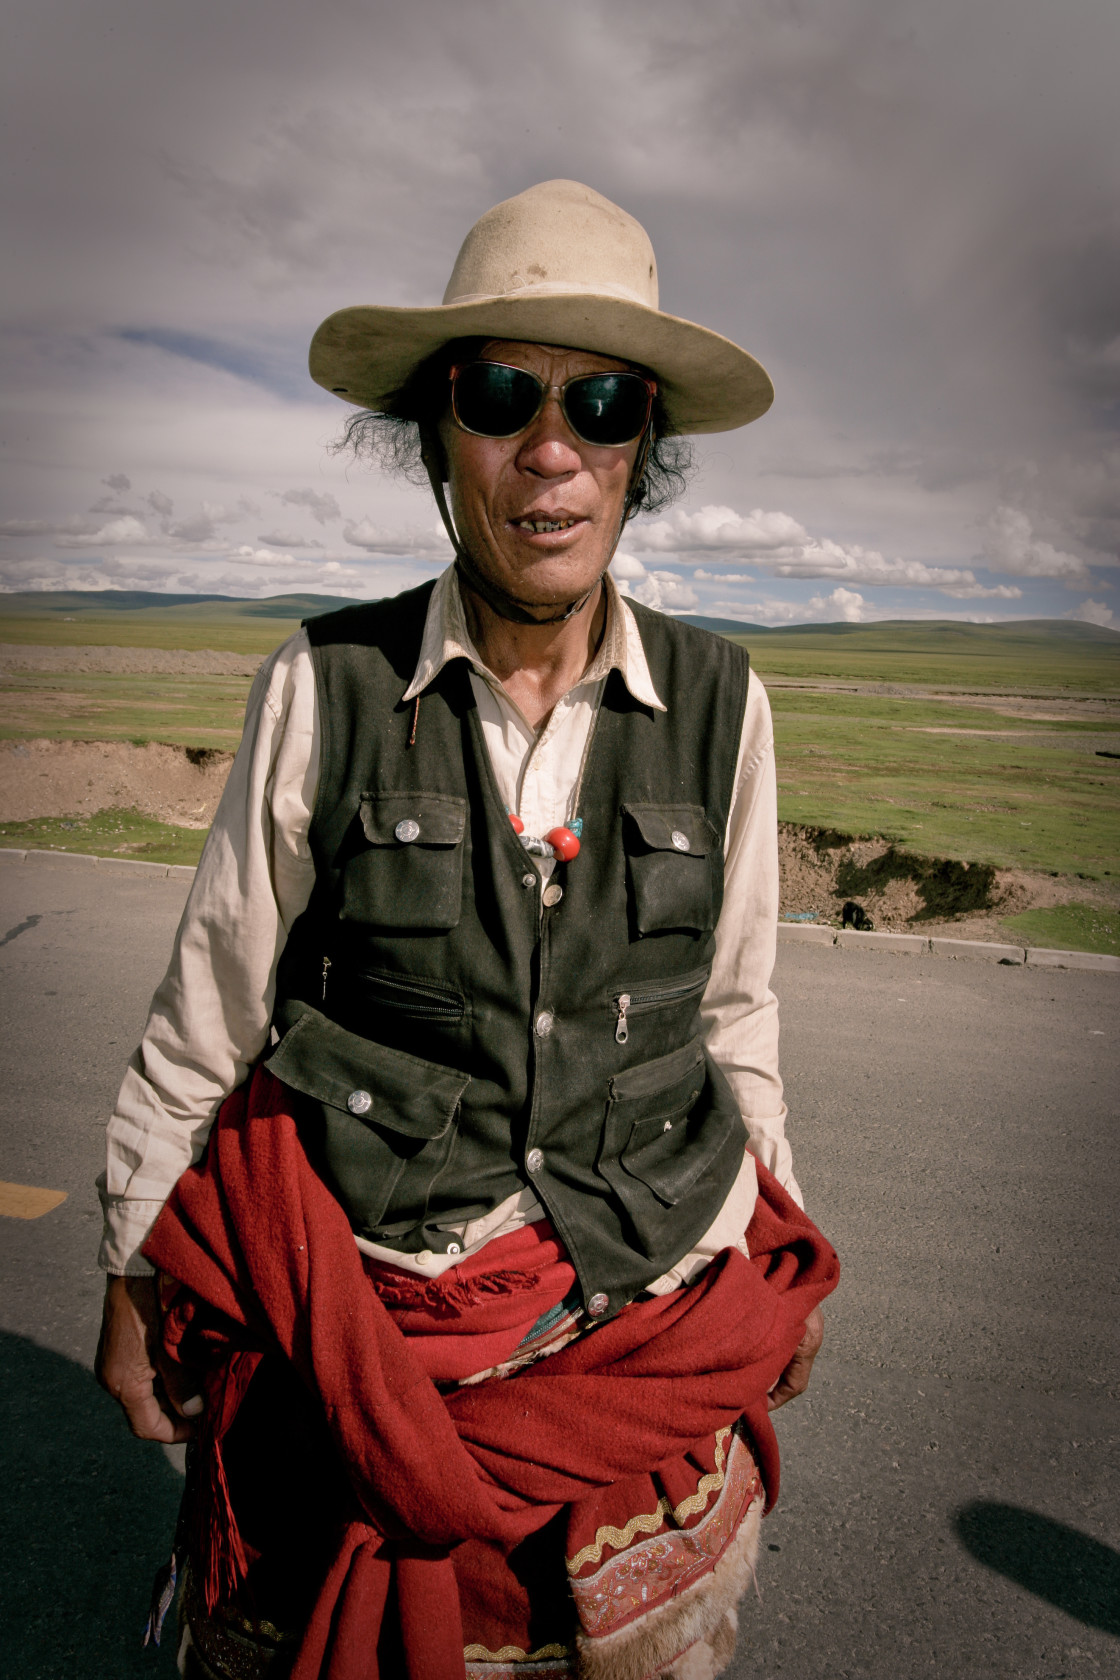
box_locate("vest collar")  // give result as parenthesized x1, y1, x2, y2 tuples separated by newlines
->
(401, 565, 666, 713)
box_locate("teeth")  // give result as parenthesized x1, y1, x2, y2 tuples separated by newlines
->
(516, 518, 576, 533)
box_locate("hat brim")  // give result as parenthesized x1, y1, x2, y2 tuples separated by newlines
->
(308, 295, 773, 434)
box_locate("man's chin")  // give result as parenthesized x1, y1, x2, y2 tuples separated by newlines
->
(470, 558, 607, 618)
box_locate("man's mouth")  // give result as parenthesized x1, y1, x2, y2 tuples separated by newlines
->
(513, 517, 579, 534)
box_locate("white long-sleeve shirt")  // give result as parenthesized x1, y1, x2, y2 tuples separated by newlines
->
(98, 568, 800, 1280)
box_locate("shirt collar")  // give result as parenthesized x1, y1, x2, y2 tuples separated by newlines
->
(402, 565, 666, 712)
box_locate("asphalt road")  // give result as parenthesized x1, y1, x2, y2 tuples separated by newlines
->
(1, 854, 1117, 1680)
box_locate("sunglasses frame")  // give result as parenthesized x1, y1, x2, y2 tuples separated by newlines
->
(448, 360, 657, 448)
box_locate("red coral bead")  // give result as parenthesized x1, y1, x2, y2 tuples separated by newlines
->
(545, 825, 580, 861)
(508, 812, 525, 834)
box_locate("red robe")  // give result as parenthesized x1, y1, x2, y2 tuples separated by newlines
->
(146, 1067, 839, 1679)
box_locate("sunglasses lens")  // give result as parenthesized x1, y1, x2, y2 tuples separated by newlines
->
(453, 362, 543, 438)
(563, 373, 651, 446)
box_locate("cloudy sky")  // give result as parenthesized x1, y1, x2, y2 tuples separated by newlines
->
(2, 0, 1117, 626)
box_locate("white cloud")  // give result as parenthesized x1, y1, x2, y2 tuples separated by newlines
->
(813, 587, 866, 623)
(609, 552, 648, 581)
(616, 568, 699, 612)
(53, 514, 152, 549)
(343, 517, 450, 558)
(228, 543, 298, 566)
(258, 528, 323, 549)
(629, 505, 809, 556)
(632, 506, 1021, 597)
(0, 519, 53, 538)
(278, 488, 342, 525)
(1065, 599, 1115, 628)
(979, 506, 1096, 588)
(165, 513, 220, 543)
(147, 489, 174, 517)
(710, 587, 866, 625)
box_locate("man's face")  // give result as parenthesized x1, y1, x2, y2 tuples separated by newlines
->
(437, 339, 642, 613)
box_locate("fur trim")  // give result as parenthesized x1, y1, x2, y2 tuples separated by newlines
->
(575, 1495, 762, 1680)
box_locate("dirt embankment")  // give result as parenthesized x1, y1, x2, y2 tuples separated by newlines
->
(776, 824, 1116, 941)
(1, 737, 1112, 936)
(0, 738, 233, 828)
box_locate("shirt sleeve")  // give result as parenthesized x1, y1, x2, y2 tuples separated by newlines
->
(97, 630, 320, 1274)
(700, 668, 804, 1208)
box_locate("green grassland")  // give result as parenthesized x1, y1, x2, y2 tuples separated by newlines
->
(2, 594, 1117, 884)
(0, 808, 207, 866)
(0, 672, 252, 748)
(0, 590, 313, 655)
(736, 617, 1120, 695)
(1001, 902, 1119, 956)
(769, 689, 1119, 875)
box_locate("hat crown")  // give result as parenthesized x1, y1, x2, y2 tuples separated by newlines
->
(442, 179, 660, 312)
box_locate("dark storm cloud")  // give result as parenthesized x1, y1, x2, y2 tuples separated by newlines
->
(1, 0, 1117, 618)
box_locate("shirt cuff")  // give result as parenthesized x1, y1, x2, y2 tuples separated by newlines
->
(96, 1175, 164, 1275)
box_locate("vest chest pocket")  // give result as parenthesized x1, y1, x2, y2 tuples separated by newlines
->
(621, 803, 717, 935)
(265, 1002, 471, 1235)
(341, 792, 467, 930)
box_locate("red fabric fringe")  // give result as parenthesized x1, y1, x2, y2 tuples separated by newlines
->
(146, 1068, 838, 1680)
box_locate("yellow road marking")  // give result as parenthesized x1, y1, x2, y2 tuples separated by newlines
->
(0, 1181, 69, 1219)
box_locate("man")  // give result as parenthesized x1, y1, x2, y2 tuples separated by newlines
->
(96, 180, 836, 1680)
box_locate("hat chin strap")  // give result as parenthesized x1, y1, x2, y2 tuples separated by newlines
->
(421, 426, 652, 629)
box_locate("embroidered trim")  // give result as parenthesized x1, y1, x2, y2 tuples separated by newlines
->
(463, 1644, 572, 1661)
(565, 1427, 732, 1576)
(571, 1439, 762, 1641)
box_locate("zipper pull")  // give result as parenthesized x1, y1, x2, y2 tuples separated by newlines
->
(615, 993, 631, 1044)
(321, 955, 332, 1003)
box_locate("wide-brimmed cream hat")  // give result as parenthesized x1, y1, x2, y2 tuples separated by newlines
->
(308, 180, 773, 435)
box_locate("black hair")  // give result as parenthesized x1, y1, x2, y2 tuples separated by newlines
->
(332, 337, 695, 517)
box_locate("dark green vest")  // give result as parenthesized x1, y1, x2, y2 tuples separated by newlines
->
(268, 581, 751, 1317)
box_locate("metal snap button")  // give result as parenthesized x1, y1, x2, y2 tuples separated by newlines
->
(394, 817, 421, 843)
(522, 871, 538, 889)
(446, 1241, 462, 1256)
(526, 1147, 544, 1173)
(347, 1089, 372, 1115)
(671, 830, 690, 851)
(534, 1011, 554, 1037)
(663, 1119, 673, 1132)
(542, 883, 563, 907)
(587, 1292, 609, 1317)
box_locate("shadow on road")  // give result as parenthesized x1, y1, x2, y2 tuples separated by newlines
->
(0, 1330, 183, 1677)
(955, 1500, 1120, 1638)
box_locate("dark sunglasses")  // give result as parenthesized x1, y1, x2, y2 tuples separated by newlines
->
(448, 360, 656, 448)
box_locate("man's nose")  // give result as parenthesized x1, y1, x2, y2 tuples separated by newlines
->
(515, 393, 583, 476)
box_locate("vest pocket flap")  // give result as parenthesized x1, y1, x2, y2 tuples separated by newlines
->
(609, 1037, 704, 1101)
(266, 1004, 469, 1138)
(621, 803, 713, 857)
(359, 793, 467, 847)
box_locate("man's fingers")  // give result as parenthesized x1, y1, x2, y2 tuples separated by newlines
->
(95, 1273, 199, 1441)
(120, 1377, 195, 1444)
(766, 1306, 825, 1413)
(156, 1354, 204, 1422)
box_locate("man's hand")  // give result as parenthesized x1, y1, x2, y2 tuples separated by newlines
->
(94, 1275, 202, 1442)
(766, 1306, 824, 1412)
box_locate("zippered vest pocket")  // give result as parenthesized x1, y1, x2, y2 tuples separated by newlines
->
(612, 967, 708, 1044)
